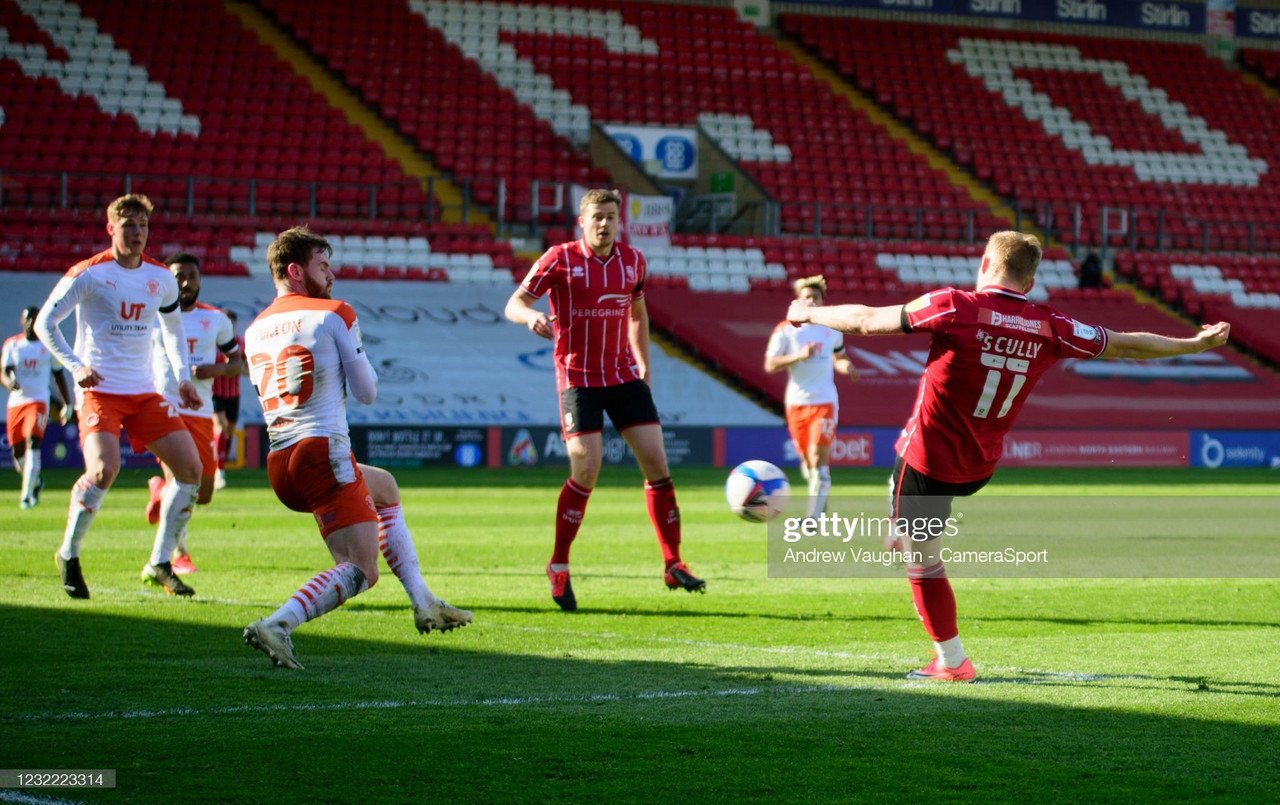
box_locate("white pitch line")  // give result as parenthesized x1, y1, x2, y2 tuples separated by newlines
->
(60, 593, 1148, 687)
(0, 792, 85, 805)
(8, 684, 854, 724)
(493, 622, 923, 665)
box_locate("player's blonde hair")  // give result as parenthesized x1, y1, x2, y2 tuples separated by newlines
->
(579, 188, 622, 214)
(985, 231, 1042, 287)
(268, 226, 332, 281)
(792, 275, 827, 299)
(107, 194, 154, 223)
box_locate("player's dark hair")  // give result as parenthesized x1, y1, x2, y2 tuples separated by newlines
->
(225, 309, 238, 321)
(165, 252, 200, 270)
(22, 305, 39, 319)
(267, 226, 332, 282)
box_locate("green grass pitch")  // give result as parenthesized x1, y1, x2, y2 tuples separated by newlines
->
(1, 466, 1277, 802)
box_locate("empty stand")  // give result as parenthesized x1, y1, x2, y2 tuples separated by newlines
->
(259, 0, 609, 223)
(1115, 251, 1280, 365)
(259, 0, 1003, 239)
(783, 15, 1280, 251)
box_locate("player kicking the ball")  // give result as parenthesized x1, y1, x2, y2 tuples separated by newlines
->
(505, 188, 704, 611)
(243, 226, 471, 669)
(788, 231, 1230, 682)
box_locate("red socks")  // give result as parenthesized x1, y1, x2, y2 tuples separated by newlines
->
(645, 476, 681, 567)
(908, 562, 958, 642)
(551, 477, 682, 568)
(216, 432, 230, 470)
(551, 479, 591, 565)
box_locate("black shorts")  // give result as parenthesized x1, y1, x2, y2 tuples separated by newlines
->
(888, 456, 991, 543)
(560, 380, 660, 438)
(212, 395, 240, 424)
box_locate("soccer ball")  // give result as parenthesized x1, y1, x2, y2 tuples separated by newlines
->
(725, 460, 790, 523)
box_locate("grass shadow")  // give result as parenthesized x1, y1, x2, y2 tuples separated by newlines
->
(2, 603, 1277, 803)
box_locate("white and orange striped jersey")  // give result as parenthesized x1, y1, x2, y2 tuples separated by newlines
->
(2, 334, 62, 409)
(36, 249, 189, 397)
(152, 303, 237, 419)
(766, 321, 847, 408)
(245, 293, 377, 451)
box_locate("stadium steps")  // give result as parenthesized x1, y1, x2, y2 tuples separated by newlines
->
(772, 36, 1038, 243)
(1235, 67, 1280, 108)
(223, 0, 483, 225)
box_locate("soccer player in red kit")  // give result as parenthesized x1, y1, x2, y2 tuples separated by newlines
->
(505, 188, 704, 611)
(788, 231, 1230, 682)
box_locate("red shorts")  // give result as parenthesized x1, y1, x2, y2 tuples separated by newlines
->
(182, 415, 217, 479)
(6, 402, 48, 446)
(266, 436, 377, 537)
(786, 403, 837, 459)
(78, 391, 187, 452)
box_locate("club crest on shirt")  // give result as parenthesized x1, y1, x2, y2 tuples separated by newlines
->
(146, 279, 161, 296)
(625, 264, 636, 285)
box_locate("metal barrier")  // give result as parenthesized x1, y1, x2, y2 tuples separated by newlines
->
(0, 169, 508, 227)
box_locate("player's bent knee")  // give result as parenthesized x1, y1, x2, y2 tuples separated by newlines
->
(360, 464, 399, 507)
(89, 463, 119, 488)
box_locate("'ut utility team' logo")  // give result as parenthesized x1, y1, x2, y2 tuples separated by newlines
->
(119, 301, 147, 321)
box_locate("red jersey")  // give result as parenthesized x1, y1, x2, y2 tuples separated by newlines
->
(520, 239, 647, 389)
(896, 286, 1108, 483)
(212, 334, 245, 398)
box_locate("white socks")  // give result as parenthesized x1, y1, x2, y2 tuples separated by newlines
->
(377, 504, 434, 610)
(59, 475, 107, 559)
(806, 466, 831, 518)
(936, 636, 967, 668)
(272, 562, 369, 631)
(149, 480, 198, 567)
(20, 450, 40, 501)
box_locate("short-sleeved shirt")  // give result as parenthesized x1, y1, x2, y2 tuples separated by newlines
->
(2, 334, 61, 409)
(152, 303, 237, 420)
(766, 321, 846, 408)
(519, 239, 646, 389)
(896, 286, 1108, 483)
(40, 250, 182, 396)
(245, 293, 365, 451)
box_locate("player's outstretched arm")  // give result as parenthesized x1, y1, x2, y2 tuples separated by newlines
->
(788, 300, 905, 336)
(504, 288, 553, 339)
(1099, 322, 1230, 360)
